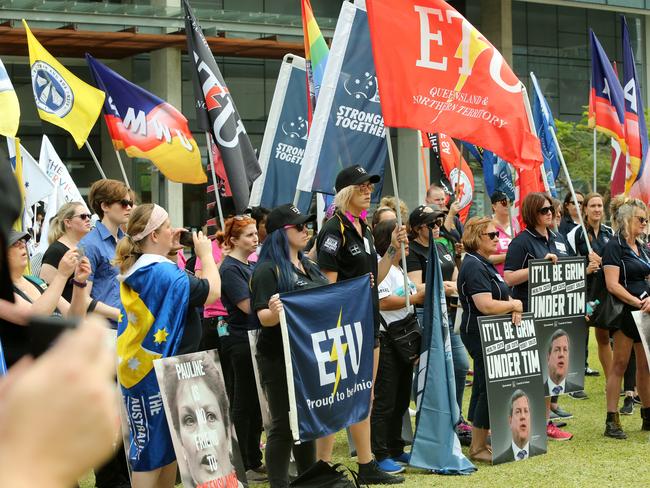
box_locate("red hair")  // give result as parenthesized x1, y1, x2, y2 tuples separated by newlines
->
(216, 216, 256, 249)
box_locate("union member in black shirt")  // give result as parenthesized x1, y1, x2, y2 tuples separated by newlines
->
(602, 199, 650, 439)
(316, 165, 407, 484)
(250, 204, 324, 488)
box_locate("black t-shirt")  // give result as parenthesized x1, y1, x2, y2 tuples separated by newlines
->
(406, 239, 454, 282)
(41, 241, 73, 302)
(251, 258, 328, 358)
(602, 233, 650, 299)
(317, 212, 380, 331)
(504, 228, 573, 311)
(458, 252, 511, 335)
(219, 255, 255, 337)
(177, 274, 210, 355)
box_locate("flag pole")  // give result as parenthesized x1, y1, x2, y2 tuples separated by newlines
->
(417, 130, 430, 192)
(206, 132, 226, 230)
(84, 141, 106, 179)
(385, 126, 410, 308)
(520, 85, 551, 194)
(593, 129, 598, 191)
(113, 150, 131, 189)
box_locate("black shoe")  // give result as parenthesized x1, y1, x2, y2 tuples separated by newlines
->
(585, 367, 600, 377)
(633, 395, 642, 405)
(569, 390, 588, 400)
(551, 406, 573, 419)
(604, 412, 627, 439)
(358, 460, 405, 485)
(641, 407, 650, 431)
(620, 396, 634, 415)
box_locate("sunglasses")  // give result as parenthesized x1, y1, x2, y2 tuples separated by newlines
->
(114, 199, 134, 208)
(284, 223, 307, 232)
(482, 231, 499, 240)
(72, 213, 92, 221)
(537, 206, 554, 215)
(427, 218, 444, 229)
(569, 201, 584, 206)
(496, 199, 509, 206)
(11, 238, 27, 248)
(355, 183, 374, 194)
(636, 216, 648, 225)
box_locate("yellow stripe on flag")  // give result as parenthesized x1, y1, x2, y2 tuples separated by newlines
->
(0, 58, 20, 138)
(23, 20, 105, 148)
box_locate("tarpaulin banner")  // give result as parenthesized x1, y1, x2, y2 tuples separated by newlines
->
(280, 275, 374, 442)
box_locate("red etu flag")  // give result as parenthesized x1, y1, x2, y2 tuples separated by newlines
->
(366, 0, 542, 170)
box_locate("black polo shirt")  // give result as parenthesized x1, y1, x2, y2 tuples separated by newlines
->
(317, 211, 380, 332)
(568, 224, 613, 294)
(602, 233, 650, 298)
(406, 239, 455, 284)
(504, 227, 572, 311)
(458, 252, 511, 335)
(251, 258, 328, 358)
(558, 216, 577, 239)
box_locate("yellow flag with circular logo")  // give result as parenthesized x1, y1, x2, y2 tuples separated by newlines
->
(24, 20, 105, 149)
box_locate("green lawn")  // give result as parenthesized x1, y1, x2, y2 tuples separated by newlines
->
(82, 333, 649, 487)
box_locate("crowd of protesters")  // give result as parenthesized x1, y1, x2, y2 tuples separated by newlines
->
(1, 163, 650, 488)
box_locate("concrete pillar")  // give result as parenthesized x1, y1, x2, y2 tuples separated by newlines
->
(396, 128, 427, 213)
(480, 0, 513, 66)
(100, 58, 133, 186)
(149, 0, 184, 227)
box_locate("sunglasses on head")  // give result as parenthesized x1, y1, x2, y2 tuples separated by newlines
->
(482, 231, 499, 240)
(114, 199, 134, 208)
(537, 206, 554, 215)
(284, 223, 307, 232)
(73, 213, 92, 221)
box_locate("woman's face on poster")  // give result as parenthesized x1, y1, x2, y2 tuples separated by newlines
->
(176, 378, 231, 484)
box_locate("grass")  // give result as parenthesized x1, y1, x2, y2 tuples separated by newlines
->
(81, 334, 649, 487)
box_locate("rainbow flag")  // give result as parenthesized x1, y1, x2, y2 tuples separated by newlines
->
(301, 0, 329, 122)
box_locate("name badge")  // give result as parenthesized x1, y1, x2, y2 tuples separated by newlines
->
(555, 242, 567, 254)
(363, 237, 371, 254)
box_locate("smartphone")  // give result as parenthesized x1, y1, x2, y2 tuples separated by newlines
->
(179, 229, 194, 248)
(29, 316, 79, 358)
(76, 244, 85, 259)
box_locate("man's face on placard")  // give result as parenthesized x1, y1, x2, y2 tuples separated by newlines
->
(509, 395, 530, 448)
(548, 334, 569, 384)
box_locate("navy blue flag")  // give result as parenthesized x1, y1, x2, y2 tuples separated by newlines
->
(249, 54, 311, 213)
(280, 274, 374, 442)
(296, 2, 387, 202)
(410, 235, 475, 473)
(530, 72, 560, 197)
(463, 143, 515, 200)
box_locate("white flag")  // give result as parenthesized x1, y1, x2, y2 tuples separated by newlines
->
(20, 142, 54, 209)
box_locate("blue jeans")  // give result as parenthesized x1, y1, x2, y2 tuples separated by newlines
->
(416, 308, 469, 414)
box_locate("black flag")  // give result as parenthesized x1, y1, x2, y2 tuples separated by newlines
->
(183, 0, 261, 213)
(426, 133, 453, 200)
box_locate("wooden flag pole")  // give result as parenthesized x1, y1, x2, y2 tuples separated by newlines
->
(385, 126, 410, 308)
(206, 132, 226, 231)
(84, 141, 106, 179)
(113, 150, 131, 189)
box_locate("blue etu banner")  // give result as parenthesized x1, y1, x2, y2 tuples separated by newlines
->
(296, 2, 387, 201)
(280, 274, 374, 442)
(249, 54, 311, 213)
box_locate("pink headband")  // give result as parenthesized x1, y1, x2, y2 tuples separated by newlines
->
(131, 204, 168, 242)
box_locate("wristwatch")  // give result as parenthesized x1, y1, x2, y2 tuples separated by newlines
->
(71, 279, 87, 288)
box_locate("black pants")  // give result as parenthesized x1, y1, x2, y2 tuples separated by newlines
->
(94, 447, 130, 487)
(624, 347, 637, 392)
(371, 334, 413, 461)
(221, 335, 264, 471)
(461, 330, 489, 429)
(257, 352, 316, 488)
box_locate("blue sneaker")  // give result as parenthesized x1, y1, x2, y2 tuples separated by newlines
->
(376, 458, 405, 474)
(392, 452, 411, 465)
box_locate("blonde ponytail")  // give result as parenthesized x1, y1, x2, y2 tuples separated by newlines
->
(48, 202, 84, 244)
(114, 204, 154, 274)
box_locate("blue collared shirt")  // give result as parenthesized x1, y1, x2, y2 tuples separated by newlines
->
(79, 221, 124, 326)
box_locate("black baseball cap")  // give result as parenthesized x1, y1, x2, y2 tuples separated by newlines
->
(409, 205, 445, 228)
(334, 165, 380, 192)
(266, 204, 317, 234)
(8, 230, 31, 246)
(490, 191, 509, 204)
